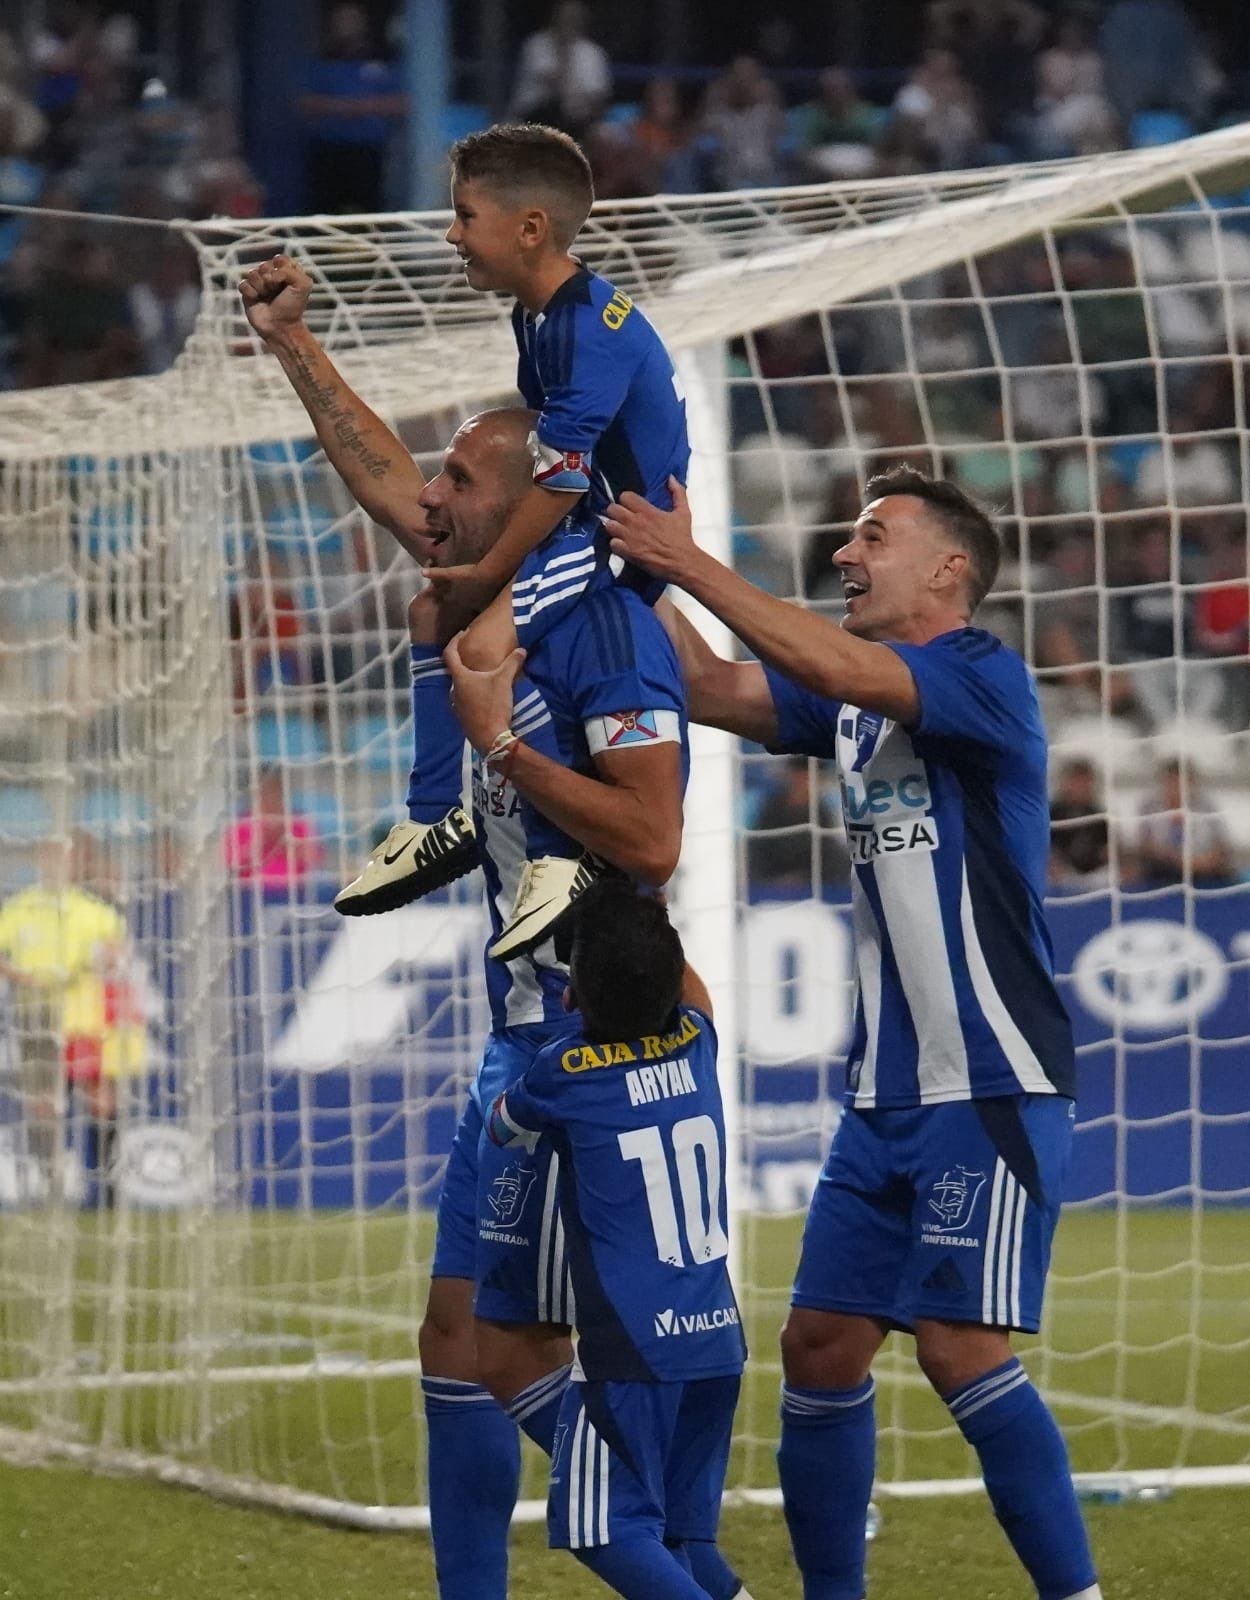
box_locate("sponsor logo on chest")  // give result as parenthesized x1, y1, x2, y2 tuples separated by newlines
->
(837, 709, 938, 864)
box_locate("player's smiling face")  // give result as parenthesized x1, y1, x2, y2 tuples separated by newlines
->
(834, 494, 966, 642)
(446, 179, 526, 293)
(418, 418, 521, 566)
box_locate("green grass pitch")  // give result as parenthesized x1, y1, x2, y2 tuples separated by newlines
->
(0, 1207, 1246, 1597)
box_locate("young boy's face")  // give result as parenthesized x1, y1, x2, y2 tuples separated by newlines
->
(446, 178, 530, 293)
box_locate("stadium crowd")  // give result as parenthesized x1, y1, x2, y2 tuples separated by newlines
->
(0, 0, 1248, 891)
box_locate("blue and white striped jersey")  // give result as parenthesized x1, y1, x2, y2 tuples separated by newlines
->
(487, 1005, 746, 1383)
(766, 628, 1075, 1109)
(474, 583, 688, 1049)
(513, 266, 689, 517)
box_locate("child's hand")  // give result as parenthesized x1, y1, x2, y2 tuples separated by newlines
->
(444, 637, 527, 754)
(425, 563, 507, 614)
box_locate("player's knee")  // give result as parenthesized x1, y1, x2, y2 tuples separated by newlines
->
(418, 1280, 477, 1379)
(914, 1322, 1012, 1397)
(780, 1308, 875, 1390)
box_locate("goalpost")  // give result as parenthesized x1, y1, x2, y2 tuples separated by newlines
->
(0, 124, 1248, 1526)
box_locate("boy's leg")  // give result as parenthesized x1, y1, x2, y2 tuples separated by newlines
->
(666, 1375, 756, 1600)
(419, 1099, 521, 1600)
(335, 588, 476, 915)
(548, 1379, 711, 1600)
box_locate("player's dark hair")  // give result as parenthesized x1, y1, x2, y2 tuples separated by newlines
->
(449, 123, 594, 249)
(864, 465, 1002, 613)
(568, 884, 685, 1044)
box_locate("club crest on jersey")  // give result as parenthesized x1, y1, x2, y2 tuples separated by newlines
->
(851, 710, 885, 772)
(605, 709, 658, 747)
(926, 1166, 987, 1234)
(486, 1162, 537, 1227)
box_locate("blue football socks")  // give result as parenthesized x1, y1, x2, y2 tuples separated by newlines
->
(944, 1359, 1099, 1600)
(504, 1362, 572, 1455)
(778, 1377, 876, 1600)
(422, 1376, 520, 1600)
(407, 645, 465, 823)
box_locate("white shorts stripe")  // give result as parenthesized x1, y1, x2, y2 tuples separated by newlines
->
(567, 1407, 586, 1550)
(598, 1437, 610, 1545)
(1010, 1172, 1027, 1326)
(581, 1418, 598, 1548)
(995, 1170, 1018, 1326)
(537, 1155, 559, 1323)
(982, 1159, 1006, 1324)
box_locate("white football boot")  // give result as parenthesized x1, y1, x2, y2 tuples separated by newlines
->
(487, 852, 605, 960)
(334, 808, 477, 917)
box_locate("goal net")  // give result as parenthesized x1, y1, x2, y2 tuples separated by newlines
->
(0, 123, 1248, 1524)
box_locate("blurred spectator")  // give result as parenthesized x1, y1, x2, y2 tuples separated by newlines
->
(1134, 423, 1238, 511)
(231, 559, 310, 704)
(1129, 757, 1234, 888)
(13, 231, 137, 387)
(893, 50, 985, 171)
(1034, 9, 1118, 157)
(589, 79, 701, 198)
(511, 2, 611, 140)
(301, 2, 403, 214)
(1008, 324, 1108, 441)
(1193, 537, 1250, 728)
(928, 0, 1046, 148)
(128, 241, 199, 375)
(0, 32, 47, 160)
(1108, 519, 1228, 724)
(701, 56, 787, 191)
(1049, 757, 1110, 887)
(747, 757, 849, 892)
(792, 68, 888, 181)
(1099, 0, 1206, 128)
(224, 769, 322, 895)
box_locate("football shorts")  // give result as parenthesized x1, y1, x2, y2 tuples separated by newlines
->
(792, 1093, 1075, 1333)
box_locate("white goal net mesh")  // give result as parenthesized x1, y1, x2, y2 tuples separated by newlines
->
(0, 124, 1248, 1522)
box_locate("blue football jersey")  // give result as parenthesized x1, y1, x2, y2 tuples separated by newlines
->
(474, 584, 689, 1049)
(513, 267, 690, 519)
(487, 1004, 747, 1384)
(765, 628, 1075, 1110)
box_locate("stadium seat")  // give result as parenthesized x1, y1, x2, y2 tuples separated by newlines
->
(0, 785, 53, 842)
(76, 786, 151, 836)
(253, 711, 327, 766)
(291, 786, 345, 841)
(441, 102, 488, 144)
(344, 713, 411, 773)
(1130, 111, 1194, 149)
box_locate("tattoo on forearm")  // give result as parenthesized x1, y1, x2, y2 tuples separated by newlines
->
(289, 348, 392, 480)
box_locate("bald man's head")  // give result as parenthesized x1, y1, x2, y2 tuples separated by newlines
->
(417, 406, 540, 569)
